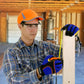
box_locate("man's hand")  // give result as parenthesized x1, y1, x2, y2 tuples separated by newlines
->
(38, 55, 63, 77)
(61, 24, 79, 36)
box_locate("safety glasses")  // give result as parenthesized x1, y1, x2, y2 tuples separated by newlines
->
(23, 22, 41, 29)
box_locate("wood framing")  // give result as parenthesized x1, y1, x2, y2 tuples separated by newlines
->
(0, 1, 84, 12)
(80, 12, 84, 46)
(0, 12, 7, 42)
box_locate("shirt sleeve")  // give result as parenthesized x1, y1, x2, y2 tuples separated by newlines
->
(3, 49, 39, 84)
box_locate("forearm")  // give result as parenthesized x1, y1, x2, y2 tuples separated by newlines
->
(3, 69, 39, 84)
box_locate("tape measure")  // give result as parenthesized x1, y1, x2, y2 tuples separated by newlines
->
(59, 31, 63, 58)
(48, 57, 60, 62)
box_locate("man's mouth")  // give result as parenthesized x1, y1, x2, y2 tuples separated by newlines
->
(31, 34, 36, 35)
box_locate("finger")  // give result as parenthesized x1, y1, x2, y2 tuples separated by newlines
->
(55, 64, 63, 67)
(67, 24, 73, 31)
(55, 61, 63, 65)
(73, 27, 79, 35)
(42, 55, 54, 65)
(55, 65, 63, 73)
(66, 24, 73, 36)
(70, 25, 76, 32)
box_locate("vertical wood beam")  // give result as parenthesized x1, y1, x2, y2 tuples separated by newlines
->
(65, 12, 67, 25)
(55, 12, 57, 43)
(63, 31, 75, 84)
(58, 11, 62, 45)
(70, 13, 72, 24)
(43, 11, 49, 41)
(0, 12, 7, 42)
(75, 12, 77, 25)
(80, 11, 84, 46)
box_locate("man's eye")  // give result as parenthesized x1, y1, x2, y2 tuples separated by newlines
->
(35, 24, 38, 27)
(24, 24, 38, 28)
(28, 24, 32, 27)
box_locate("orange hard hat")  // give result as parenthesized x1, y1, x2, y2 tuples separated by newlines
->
(17, 9, 43, 24)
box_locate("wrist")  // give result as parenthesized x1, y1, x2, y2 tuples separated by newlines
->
(38, 65, 45, 76)
(36, 69, 42, 81)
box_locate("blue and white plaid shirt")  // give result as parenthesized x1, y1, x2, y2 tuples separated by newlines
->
(3, 38, 62, 84)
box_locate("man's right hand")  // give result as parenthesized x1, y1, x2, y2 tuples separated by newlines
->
(38, 58, 63, 76)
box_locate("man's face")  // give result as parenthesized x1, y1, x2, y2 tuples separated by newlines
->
(19, 19, 39, 41)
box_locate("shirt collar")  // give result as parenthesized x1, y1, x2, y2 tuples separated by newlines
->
(16, 38, 39, 49)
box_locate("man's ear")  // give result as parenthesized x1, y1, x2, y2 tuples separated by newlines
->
(18, 24, 22, 30)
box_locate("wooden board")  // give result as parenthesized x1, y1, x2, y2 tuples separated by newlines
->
(63, 31, 75, 84)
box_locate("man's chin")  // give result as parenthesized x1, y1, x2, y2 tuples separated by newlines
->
(29, 37, 35, 40)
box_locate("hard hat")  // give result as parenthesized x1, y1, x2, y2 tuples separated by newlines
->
(17, 9, 43, 24)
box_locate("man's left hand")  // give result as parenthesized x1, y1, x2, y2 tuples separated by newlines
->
(61, 24, 79, 36)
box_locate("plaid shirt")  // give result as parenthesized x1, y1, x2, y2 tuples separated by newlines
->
(3, 38, 62, 84)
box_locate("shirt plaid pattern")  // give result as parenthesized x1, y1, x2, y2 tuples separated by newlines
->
(3, 38, 62, 84)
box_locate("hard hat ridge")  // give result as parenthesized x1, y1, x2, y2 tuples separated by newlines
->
(22, 13, 26, 19)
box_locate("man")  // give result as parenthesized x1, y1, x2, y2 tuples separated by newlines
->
(3, 9, 79, 84)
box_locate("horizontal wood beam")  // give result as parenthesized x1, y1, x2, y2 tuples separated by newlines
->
(0, 1, 84, 12)
(0, 1, 84, 4)
(0, 1, 77, 3)
(0, 6, 83, 12)
(0, 2, 77, 6)
(0, 3, 84, 8)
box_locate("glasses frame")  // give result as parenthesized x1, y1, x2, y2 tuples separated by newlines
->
(21, 21, 41, 29)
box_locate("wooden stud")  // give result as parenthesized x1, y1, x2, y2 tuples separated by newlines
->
(59, 11, 62, 45)
(0, 12, 7, 42)
(63, 31, 75, 84)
